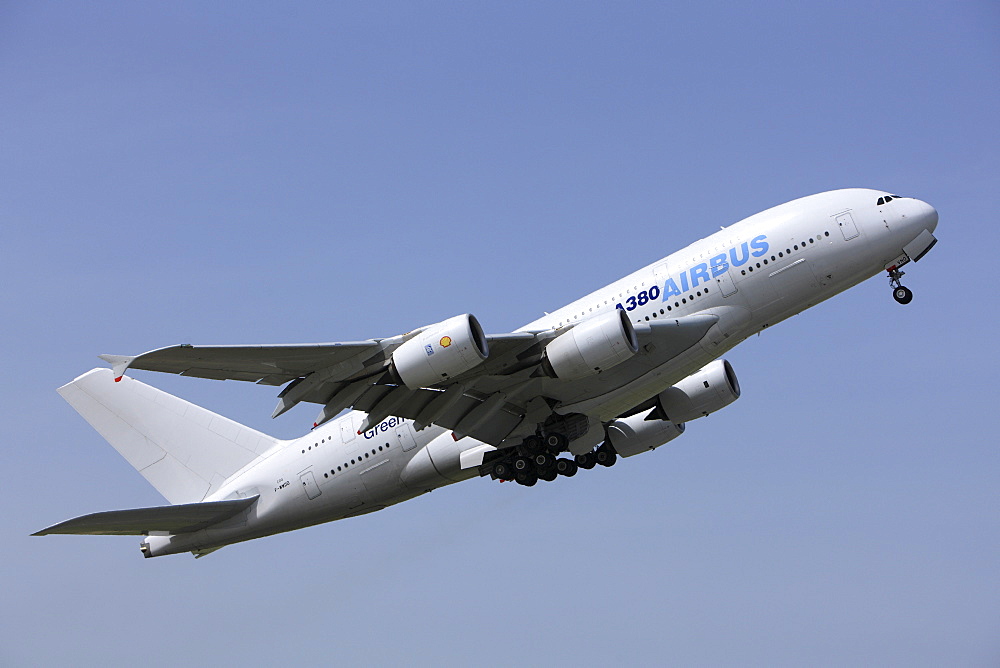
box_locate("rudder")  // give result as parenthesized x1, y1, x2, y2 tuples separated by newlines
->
(58, 369, 281, 504)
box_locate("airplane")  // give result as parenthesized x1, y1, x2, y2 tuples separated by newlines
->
(34, 188, 939, 558)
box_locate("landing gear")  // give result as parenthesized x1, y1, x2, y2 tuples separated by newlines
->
(513, 456, 532, 473)
(544, 433, 568, 453)
(555, 458, 578, 477)
(575, 451, 598, 469)
(492, 461, 513, 481)
(887, 267, 913, 305)
(538, 468, 558, 482)
(533, 452, 555, 470)
(482, 432, 618, 486)
(514, 469, 537, 486)
(595, 444, 618, 467)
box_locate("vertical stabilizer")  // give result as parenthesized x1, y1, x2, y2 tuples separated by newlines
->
(58, 369, 281, 504)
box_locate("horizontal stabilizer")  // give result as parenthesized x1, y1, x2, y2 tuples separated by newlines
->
(32, 496, 258, 536)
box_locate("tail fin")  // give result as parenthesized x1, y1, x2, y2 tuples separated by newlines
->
(58, 369, 281, 504)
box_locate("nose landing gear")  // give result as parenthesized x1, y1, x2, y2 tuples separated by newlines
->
(887, 267, 913, 305)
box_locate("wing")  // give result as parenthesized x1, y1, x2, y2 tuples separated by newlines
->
(99, 340, 388, 386)
(101, 314, 718, 447)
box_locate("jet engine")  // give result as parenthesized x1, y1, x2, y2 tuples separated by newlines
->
(605, 411, 685, 458)
(655, 359, 740, 423)
(542, 309, 639, 379)
(390, 314, 489, 388)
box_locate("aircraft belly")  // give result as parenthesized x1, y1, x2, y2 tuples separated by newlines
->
(359, 458, 402, 503)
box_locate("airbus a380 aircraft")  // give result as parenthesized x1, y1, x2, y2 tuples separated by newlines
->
(36, 188, 938, 558)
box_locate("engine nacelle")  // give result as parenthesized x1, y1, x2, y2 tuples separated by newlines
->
(391, 314, 489, 388)
(605, 411, 685, 458)
(542, 309, 639, 379)
(656, 359, 740, 423)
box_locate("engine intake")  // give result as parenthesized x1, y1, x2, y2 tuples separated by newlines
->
(655, 359, 740, 423)
(391, 314, 489, 388)
(542, 309, 639, 379)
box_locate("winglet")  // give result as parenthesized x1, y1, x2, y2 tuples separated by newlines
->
(97, 354, 136, 382)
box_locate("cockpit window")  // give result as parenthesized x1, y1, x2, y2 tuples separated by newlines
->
(877, 197, 885, 205)
(877, 195, 899, 206)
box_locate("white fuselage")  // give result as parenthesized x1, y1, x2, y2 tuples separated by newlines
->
(144, 188, 938, 556)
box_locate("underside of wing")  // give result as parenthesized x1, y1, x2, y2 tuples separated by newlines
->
(98, 312, 720, 447)
(32, 496, 258, 536)
(101, 341, 385, 386)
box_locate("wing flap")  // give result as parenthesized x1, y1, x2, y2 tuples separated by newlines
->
(33, 496, 258, 536)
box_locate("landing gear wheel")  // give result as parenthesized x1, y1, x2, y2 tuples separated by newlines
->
(595, 448, 618, 467)
(544, 433, 568, 454)
(893, 286, 913, 304)
(513, 456, 533, 473)
(538, 469, 558, 482)
(522, 435, 544, 455)
(887, 267, 912, 305)
(575, 452, 598, 470)
(533, 452, 555, 470)
(493, 461, 513, 480)
(555, 458, 578, 477)
(514, 470, 538, 486)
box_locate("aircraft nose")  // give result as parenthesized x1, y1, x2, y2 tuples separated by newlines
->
(911, 198, 938, 233)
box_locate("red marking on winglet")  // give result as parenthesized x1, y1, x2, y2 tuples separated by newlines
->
(114, 376, 123, 383)
(313, 423, 318, 428)
(357, 430, 362, 435)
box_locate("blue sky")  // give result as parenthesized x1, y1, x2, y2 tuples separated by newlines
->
(2, 2, 998, 665)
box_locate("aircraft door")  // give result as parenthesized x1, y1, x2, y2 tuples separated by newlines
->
(396, 422, 418, 451)
(299, 470, 321, 500)
(715, 269, 738, 297)
(340, 414, 356, 443)
(836, 212, 860, 241)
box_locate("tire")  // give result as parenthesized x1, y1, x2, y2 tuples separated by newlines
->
(522, 435, 543, 455)
(575, 452, 597, 470)
(493, 461, 512, 480)
(545, 433, 567, 453)
(538, 469, 558, 482)
(555, 458, 578, 477)
(533, 452, 554, 469)
(596, 450, 617, 467)
(515, 470, 538, 487)
(513, 456, 532, 473)
(893, 286, 913, 304)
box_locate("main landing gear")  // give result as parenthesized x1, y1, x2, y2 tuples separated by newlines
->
(887, 267, 913, 305)
(485, 434, 618, 487)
